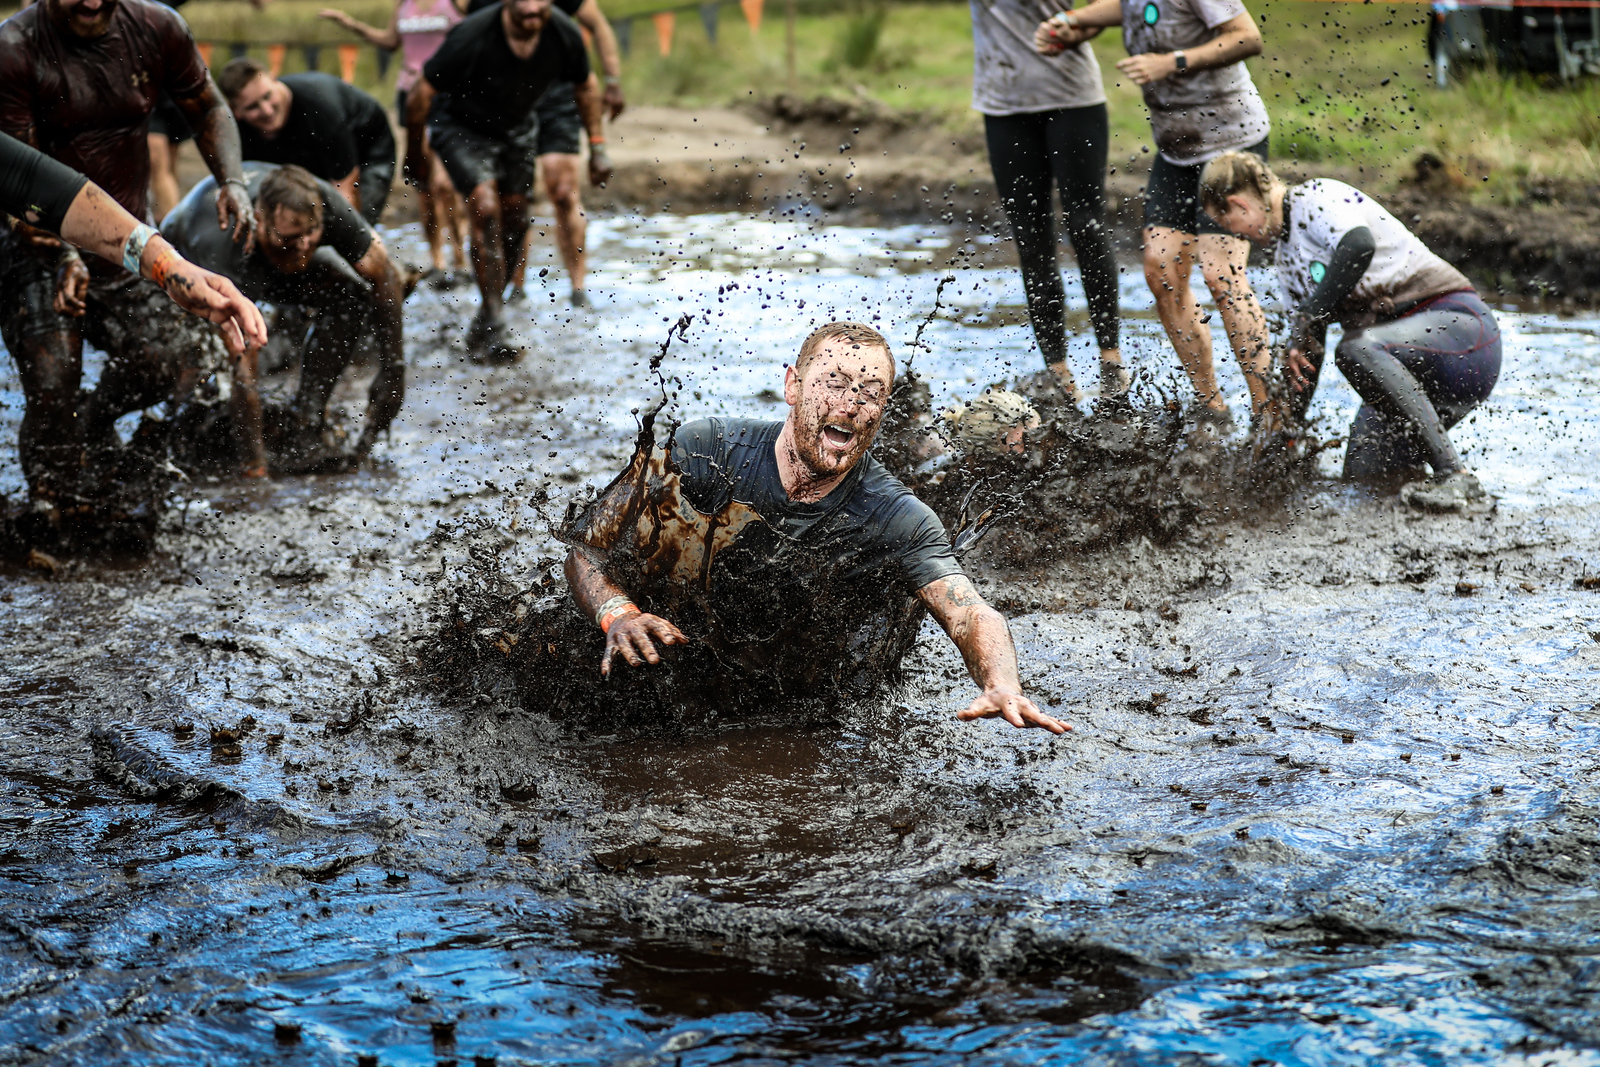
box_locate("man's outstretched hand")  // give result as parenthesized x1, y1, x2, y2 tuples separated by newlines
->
(600, 611, 686, 677)
(957, 685, 1070, 734)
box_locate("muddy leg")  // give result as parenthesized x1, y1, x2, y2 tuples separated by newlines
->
(539, 153, 586, 297)
(1143, 225, 1224, 413)
(9, 329, 86, 504)
(465, 179, 506, 328)
(501, 191, 532, 301)
(1198, 233, 1270, 416)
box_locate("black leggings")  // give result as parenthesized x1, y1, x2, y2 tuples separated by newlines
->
(1297, 290, 1501, 481)
(984, 105, 1119, 363)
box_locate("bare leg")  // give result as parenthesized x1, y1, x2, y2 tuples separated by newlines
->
(465, 179, 507, 325)
(147, 134, 182, 223)
(539, 152, 587, 296)
(500, 191, 531, 300)
(1143, 224, 1225, 413)
(1198, 233, 1270, 415)
(230, 345, 266, 476)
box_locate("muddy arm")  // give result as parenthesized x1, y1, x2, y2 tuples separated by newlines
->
(352, 235, 405, 453)
(917, 574, 1069, 734)
(565, 545, 685, 677)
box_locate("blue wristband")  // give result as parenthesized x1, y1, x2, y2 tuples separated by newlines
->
(121, 223, 156, 275)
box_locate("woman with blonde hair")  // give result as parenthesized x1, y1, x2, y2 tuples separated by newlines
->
(1198, 151, 1501, 510)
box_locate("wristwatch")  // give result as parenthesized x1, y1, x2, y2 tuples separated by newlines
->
(1173, 49, 1188, 73)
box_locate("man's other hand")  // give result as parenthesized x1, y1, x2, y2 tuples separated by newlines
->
(957, 685, 1070, 734)
(600, 611, 685, 677)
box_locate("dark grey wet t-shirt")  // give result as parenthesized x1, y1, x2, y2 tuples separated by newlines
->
(671, 417, 964, 594)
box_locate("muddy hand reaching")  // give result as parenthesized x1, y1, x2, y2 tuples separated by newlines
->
(600, 611, 687, 677)
(958, 685, 1070, 734)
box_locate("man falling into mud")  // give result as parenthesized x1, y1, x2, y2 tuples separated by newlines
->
(563, 323, 1067, 733)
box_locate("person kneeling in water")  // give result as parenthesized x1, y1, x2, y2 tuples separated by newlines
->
(564, 322, 1067, 733)
(1198, 152, 1500, 510)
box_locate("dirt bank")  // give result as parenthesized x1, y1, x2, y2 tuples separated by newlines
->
(592, 100, 1600, 308)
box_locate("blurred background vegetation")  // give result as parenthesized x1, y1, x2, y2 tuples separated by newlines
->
(2, 0, 1596, 194)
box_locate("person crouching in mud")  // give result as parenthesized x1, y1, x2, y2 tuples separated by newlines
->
(1199, 153, 1501, 511)
(563, 322, 1068, 733)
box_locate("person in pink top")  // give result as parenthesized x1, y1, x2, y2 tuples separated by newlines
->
(320, 0, 470, 277)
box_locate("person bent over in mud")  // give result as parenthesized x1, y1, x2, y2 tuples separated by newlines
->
(563, 322, 1068, 733)
(1199, 153, 1500, 511)
(0, 0, 260, 508)
(163, 164, 406, 472)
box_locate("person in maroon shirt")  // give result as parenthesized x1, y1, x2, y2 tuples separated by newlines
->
(0, 0, 260, 513)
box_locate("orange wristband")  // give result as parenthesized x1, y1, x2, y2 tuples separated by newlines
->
(147, 248, 181, 289)
(598, 602, 639, 634)
(589, 134, 607, 146)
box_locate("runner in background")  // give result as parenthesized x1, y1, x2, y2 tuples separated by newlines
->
(219, 59, 397, 225)
(319, 0, 474, 278)
(466, 0, 624, 307)
(1036, 0, 1272, 433)
(420, 0, 611, 360)
(972, 0, 1125, 405)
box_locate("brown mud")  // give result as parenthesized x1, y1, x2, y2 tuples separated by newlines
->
(1, 214, 1598, 1062)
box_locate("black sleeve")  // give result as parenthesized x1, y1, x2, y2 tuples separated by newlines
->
(317, 179, 375, 264)
(293, 75, 360, 179)
(0, 130, 89, 235)
(1290, 226, 1375, 349)
(339, 82, 396, 169)
(669, 418, 728, 512)
(422, 23, 470, 93)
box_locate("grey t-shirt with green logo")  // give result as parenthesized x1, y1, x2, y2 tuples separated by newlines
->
(971, 0, 1107, 115)
(1120, 0, 1270, 165)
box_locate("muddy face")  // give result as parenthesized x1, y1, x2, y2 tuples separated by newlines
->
(256, 205, 323, 274)
(784, 340, 893, 480)
(46, 0, 119, 39)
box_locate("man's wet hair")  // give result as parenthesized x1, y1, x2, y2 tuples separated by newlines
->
(256, 165, 324, 229)
(794, 322, 893, 385)
(1198, 152, 1283, 217)
(218, 57, 271, 103)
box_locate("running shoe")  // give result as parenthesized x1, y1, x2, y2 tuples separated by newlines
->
(571, 289, 591, 309)
(1401, 470, 1487, 512)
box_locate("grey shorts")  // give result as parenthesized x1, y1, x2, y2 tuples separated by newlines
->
(533, 82, 583, 157)
(428, 118, 539, 199)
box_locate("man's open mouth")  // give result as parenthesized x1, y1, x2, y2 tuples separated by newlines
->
(821, 423, 855, 450)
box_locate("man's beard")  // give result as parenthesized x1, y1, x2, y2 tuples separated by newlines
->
(793, 400, 876, 478)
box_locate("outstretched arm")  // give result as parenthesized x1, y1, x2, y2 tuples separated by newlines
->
(351, 236, 406, 453)
(565, 544, 685, 676)
(173, 75, 255, 246)
(917, 573, 1069, 733)
(1034, 0, 1122, 52)
(317, 2, 403, 49)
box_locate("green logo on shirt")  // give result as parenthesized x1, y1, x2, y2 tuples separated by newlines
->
(1142, 1, 1159, 23)
(1310, 260, 1327, 284)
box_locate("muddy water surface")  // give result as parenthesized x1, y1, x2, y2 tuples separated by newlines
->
(2, 212, 1600, 1066)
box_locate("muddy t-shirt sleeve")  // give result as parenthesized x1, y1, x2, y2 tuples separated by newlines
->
(881, 495, 964, 592)
(319, 178, 376, 264)
(155, 6, 211, 100)
(0, 25, 35, 142)
(0, 131, 88, 234)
